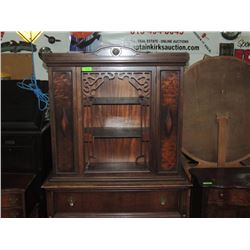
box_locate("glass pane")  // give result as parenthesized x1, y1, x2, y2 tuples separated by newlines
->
(82, 70, 151, 172)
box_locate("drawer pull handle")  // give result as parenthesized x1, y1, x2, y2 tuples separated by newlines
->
(9, 197, 19, 205)
(219, 192, 224, 198)
(68, 197, 75, 207)
(5, 140, 15, 145)
(160, 196, 167, 206)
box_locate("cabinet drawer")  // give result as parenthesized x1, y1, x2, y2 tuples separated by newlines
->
(2, 146, 34, 172)
(205, 205, 250, 218)
(1, 192, 23, 208)
(1, 208, 23, 218)
(54, 191, 181, 214)
(2, 134, 36, 172)
(2, 135, 34, 147)
(207, 188, 250, 206)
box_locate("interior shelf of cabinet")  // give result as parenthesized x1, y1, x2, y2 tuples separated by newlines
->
(83, 97, 149, 105)
(84, 127, 149, 139)
(86, 162, 149, 172)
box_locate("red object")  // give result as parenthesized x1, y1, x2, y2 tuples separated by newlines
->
(1, 32, 5, 40)
(235, 49, 250, 63)
(71, 32, 94, 39)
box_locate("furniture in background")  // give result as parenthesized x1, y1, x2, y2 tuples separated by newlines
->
(42, 46, 191, 217)
(182, 56, 250, 170)
(182, 56, 250, 217)
(190, 167, 250, 218)
(1, 173, 38, 218)
(1, 80, 51, 217)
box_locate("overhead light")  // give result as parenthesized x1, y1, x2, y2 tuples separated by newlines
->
(16, 31, 42, 43)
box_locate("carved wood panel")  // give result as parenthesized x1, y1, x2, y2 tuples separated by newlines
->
(52, 71, 74, 172)
(160, 71, 179, 171)
(82, 72, 151, 99)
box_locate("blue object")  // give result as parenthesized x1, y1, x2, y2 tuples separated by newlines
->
(17, 45, 49, 112)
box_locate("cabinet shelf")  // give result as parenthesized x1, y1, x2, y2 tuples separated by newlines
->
(83, 97, 149, 105)
(84, 127, 149, 139)
(86, 162, 149, 172)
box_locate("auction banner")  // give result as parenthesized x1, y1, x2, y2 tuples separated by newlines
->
(99, 31, 221, 55)
(69, 31, 250, 64)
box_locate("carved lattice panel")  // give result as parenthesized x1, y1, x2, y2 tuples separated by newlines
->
(82, 72, 151, 99)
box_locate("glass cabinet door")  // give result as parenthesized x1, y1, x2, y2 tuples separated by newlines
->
(81, 67, 155, 173)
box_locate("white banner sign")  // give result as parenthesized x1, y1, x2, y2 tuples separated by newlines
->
(99, 31, 221, 55)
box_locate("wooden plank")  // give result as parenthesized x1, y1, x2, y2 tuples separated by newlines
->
(84, 127, 149, 139)
(217, 113, 229, 167)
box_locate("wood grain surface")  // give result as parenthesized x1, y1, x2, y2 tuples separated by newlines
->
(183, 57, 250, 165)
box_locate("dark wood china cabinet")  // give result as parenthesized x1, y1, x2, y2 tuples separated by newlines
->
(42, 46, 190, 217)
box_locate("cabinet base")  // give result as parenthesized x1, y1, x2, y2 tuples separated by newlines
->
(53, 212, 182, 218)
(44, 180, 190, 218)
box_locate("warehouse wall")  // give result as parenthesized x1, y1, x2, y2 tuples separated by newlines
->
(1, 31, 250, 80)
